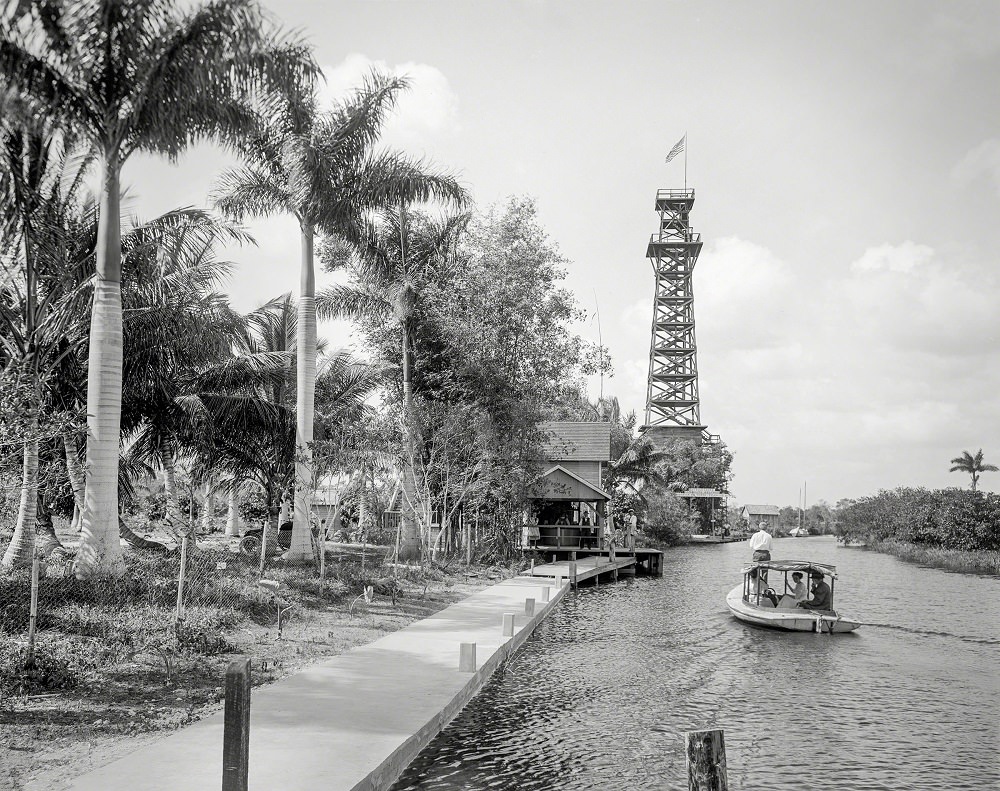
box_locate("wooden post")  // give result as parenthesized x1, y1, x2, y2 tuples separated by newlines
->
(569, 561, 578, 590)
(554, 573, 562, 589)
(222, 658, 252, 791)
(685, 729, 728, 791)
(502, 612, 515, 637)
(175, 535, 188, 621)
(26, 548, 40, 667)
(318, 521, 326, 597)
(541, 586, 550, 603)
(524, 598, 535, 616)
(258, 520, 268, 578)
(459, 642, 476, 672)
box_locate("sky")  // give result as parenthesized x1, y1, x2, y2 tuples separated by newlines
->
(124, 0, 1000, 508)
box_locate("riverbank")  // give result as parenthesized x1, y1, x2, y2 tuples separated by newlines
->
(0, 549, 498, 791)
(864, 538, 1000, 575)
(69, 575, 566, 791)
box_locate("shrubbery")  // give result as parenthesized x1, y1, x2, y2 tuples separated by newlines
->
(836, 487, 1000, 552)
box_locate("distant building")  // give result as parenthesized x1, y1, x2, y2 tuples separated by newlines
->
(741, 504, 780, 531)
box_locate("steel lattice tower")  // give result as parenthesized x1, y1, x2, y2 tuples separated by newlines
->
(641, 188, 715, 447)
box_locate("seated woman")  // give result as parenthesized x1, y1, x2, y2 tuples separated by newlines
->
(776, 571, 807, 608)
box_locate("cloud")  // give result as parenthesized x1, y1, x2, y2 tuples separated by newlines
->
(695, 236, 801, 352)
(851, 241, 934, 273)
(952, 138, 1000, 197)
(840, 241, 999, 357)
(318, 54, 461, 149)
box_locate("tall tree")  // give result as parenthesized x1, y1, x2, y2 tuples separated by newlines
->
(215, 69, 465, 561)
(949, 449, 998, 493)
(119, 210, 251, 541)
(319, 208, 469, 559)
(0, 99, 93, 569)
(1, 0, 316, 577)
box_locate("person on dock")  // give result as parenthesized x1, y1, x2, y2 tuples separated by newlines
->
(797, 571, 832, 611)
(749, 522, 773, 561)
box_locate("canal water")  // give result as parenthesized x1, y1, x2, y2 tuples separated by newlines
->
(392, 536, 1000, 790)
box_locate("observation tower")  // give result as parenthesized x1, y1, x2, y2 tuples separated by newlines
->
(641, 188, 717, 447)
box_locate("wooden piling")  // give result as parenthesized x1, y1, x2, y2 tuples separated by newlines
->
(502, 612, 515, 637)
(541, 586, 550, 603)
(685, 728, 728, 791)
(524, 598, 535, 616)
(222, 658, 252, 791)
(568, 561, 577, 590)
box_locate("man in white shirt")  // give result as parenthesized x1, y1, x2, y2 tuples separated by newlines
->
(749, 521, 773, 561)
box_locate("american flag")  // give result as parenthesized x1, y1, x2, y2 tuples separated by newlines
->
(665, 134, 686, 164)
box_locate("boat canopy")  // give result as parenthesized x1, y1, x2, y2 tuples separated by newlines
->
(740, 559, 839, 579)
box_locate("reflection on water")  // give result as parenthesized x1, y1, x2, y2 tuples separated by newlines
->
(392, 537, 1000, 790)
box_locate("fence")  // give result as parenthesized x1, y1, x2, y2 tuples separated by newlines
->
(0, 516, 339, 696)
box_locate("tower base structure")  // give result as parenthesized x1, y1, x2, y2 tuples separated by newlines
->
(640, 424, 709, 450)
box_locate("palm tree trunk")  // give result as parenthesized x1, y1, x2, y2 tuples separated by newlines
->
(1, 435, 39, 570)
(399, 322, 421, 561)
(226, 487, 242, 537)
(35, 494, 65, 557)
(64, 434, 85, 531)
(289, 221, 317, 562)
(76, 156, 125, 578)
(200, 481, 215, 535)
(161, 451, 186, 541)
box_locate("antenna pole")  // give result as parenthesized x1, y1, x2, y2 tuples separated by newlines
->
(593, 289, 604, 401)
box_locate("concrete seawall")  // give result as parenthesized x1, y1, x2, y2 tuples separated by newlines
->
(70, 576, 567, 791)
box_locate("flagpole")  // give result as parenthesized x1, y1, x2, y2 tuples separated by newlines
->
(684, 131, 688, 191)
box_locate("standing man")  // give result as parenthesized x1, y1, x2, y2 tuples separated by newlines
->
(749, 521, 773, 561)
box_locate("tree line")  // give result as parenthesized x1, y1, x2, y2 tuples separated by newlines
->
(1, 0, 738, 577)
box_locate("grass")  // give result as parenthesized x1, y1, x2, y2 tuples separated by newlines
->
(1, 534, 500, 790)
(867, 538, 1000, 575)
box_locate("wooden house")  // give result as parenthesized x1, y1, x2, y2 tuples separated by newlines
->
(740, 504, 780, 531)
(526, 421, 612, 550)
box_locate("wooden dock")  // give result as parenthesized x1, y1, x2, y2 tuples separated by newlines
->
(529, 546, 664, 576)
(521, 553, 649, 587)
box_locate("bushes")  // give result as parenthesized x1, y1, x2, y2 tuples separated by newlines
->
(642, 489, 698, 546)
(836, 487, 1000, 552)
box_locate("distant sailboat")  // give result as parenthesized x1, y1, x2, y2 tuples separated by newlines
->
(789, 482, 808, 537)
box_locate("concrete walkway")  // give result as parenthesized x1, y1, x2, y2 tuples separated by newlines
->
(70, 576, 567, 791)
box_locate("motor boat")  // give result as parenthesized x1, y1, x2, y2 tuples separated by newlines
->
(726, 560, 861, 633)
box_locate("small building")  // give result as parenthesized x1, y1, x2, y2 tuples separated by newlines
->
(677, 487, 726, 534)
(741, 504, 780, 531)
(526, 421, 612, 550)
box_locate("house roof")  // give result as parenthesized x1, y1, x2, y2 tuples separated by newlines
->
(538, 421, 611, 462)
(533, 464, 611, 500)
(742, 504, 781, 516)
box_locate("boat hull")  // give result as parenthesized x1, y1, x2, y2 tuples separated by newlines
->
(726, 585, 860, 633)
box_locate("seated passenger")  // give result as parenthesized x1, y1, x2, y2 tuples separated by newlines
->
(747, 568, 778, 607)
(797, 571, 833, 611)
(777, 571, 807, 608)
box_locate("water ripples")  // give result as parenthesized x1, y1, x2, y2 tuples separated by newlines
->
(392, 538, 1000, 790)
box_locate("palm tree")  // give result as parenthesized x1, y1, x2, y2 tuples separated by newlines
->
(215, 69, 465, 561)
(949, 449, 998, 493)
(119, 210, 252, 542)
(319, 209, 469, 559)
(0, 100, 94, 569)
(1, 0, 316, 577)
